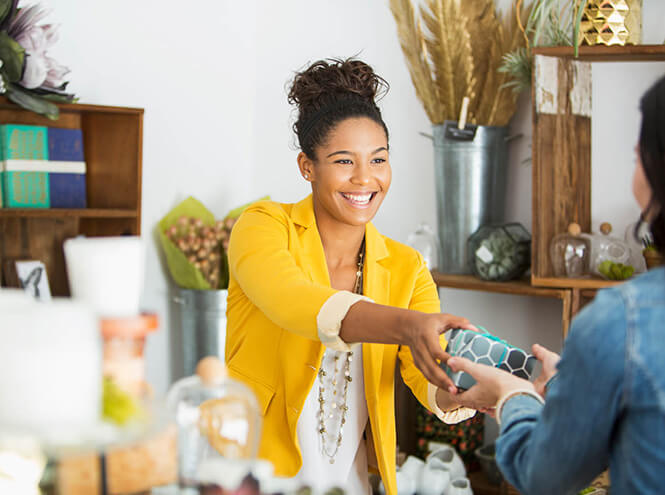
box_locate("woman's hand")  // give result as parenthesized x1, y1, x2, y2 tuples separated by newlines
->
(403, 312, 478, 393)
(445, 357, 535, 410)
(531, 344, 560, 399)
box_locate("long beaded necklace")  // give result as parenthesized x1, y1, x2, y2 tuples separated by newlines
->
(317, 238, 365, 464)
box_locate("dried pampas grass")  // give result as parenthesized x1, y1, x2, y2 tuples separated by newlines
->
(390, 0, 531, 127)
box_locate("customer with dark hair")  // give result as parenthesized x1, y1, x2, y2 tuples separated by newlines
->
(447, 75, 665, 494)
(225, 58, 475, 494)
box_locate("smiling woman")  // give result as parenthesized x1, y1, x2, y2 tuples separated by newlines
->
(224, 58, 478, 495)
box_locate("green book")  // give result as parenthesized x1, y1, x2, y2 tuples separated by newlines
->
(0, 124, 49, 208)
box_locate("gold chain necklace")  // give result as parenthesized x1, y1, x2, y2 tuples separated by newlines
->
(317, 239, 364, 464)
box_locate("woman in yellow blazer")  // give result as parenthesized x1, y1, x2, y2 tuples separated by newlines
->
(226, 58, 476, 495)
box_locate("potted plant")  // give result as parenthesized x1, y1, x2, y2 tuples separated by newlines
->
(158, 196, 267, 378)
(390, 0, 534, 273)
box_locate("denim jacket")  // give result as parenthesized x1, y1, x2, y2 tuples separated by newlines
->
(496, 267, 665, 495)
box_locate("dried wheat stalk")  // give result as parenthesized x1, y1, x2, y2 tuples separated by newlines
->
(391, 0, 531, 126)
(389, 0, 441, 122)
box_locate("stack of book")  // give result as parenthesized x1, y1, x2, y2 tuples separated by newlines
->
(0, 124, 87, 208)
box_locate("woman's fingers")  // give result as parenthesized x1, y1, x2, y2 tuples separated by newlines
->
(412, 340, 457, 392)
(438, 313, 478, 332)
(447, 356, 487, 380)
(532, 343, 553, 362)
(531, 343, 560, 398)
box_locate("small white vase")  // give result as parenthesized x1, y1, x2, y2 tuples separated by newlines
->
(427, 445, 466, 481)
(396, 469, 418, 495)
(447, 477, 473, 495)
(379, 456, 423, 495)
(418, 457, 451, 495)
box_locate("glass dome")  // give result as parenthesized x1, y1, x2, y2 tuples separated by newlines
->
(166, 357, 261, 491)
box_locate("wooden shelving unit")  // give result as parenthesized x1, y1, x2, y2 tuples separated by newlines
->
(533, 44, 665, 62)
(0, 208, 138, 218)
(0, 97, 144, 296)
(432, 272, 574, 337)
(432, 272, 567, 297)
(527, 276, 621, 290)
(530, 44, 663, 295)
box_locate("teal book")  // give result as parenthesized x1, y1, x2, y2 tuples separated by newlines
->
(0, 124, 49, 208)
(4, 171, 50, 208)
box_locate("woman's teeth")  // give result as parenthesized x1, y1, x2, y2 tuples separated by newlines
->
(341, 192, 373, 205)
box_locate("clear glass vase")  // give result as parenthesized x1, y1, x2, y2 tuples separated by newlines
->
(407, 222, 441, 271)
(585, 222, 632, 277)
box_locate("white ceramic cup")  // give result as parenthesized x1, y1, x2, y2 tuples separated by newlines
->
(64, 236, 145, 317)
(448, 476, 473, 495)
(419, 457, 451, 495)
(427, 444, 467, 481)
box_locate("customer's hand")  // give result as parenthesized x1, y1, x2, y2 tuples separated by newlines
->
(532, 344, 560, 399)
(445, 357, 534, 410)
(404, 312, 478, 393)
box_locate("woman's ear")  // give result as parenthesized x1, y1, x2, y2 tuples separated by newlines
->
(297, 152, 314, 181)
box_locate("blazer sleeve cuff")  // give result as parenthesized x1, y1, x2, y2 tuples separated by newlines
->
(427, 383, 477, 424)
(316, 291, 373, 352)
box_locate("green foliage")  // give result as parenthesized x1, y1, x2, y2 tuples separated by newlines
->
(102, 377, 146, 426)
(499, 47, 532, 94)
(6, 83, 60, 119)
(598, 260, 634, 281)
(0, 0, 13, 26)
(0, 31, 23, 82)
(499, 0, 585, 93)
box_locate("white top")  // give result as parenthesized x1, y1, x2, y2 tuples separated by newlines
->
(295, 345, 370, 494)
(295, 293, 477, 493)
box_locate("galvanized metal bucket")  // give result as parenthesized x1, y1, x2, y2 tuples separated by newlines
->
(172, 288, 228, 378)
(433, 124, 509, 274)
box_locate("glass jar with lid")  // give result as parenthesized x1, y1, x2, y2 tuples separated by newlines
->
(166, 356, 261, 491)
(550, 223, 591, 277)
(584, 222, 632, 278)
(407, 222, 441, 271)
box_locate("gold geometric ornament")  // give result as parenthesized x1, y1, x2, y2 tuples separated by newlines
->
(580, 0, 642, 46)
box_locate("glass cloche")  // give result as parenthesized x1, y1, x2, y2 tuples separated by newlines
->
(166, 356, 261, 491)
(407, 222, 441, 271)
(550, 223, 590, 278)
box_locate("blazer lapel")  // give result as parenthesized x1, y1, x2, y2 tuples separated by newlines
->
(362, 222, 390, 404)
(291, 195, 331, 287)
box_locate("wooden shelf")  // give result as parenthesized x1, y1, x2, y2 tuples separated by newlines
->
(0, 96, 144, 116)
(432, 272, 570, 299)
(0, 208, 138, 219)
(432, 272, 574, 337)
(532, 44, 665, 62)
(468, 470, 519, 495)
(531, 276, 622, 290)
(0, 99, 143, 296)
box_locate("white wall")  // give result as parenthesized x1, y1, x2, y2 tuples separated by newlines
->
(42, 0, 665, 425)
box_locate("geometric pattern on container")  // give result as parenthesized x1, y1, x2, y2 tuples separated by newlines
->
(442, 329, 537, 390)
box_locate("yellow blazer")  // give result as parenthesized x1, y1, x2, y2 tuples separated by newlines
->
(226, 195, 442, 495)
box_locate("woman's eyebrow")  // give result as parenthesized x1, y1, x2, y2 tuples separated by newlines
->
(326, 150, 352, 158)
(326, 146, 388, 158)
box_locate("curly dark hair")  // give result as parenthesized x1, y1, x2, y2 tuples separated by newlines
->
(288, 57, 390, 160)
(639, 75, 665, 250)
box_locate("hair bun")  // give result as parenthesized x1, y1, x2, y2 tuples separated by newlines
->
(288, 58, 388, 111)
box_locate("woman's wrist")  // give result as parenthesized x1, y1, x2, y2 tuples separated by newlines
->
(495, 385, 543, 425)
